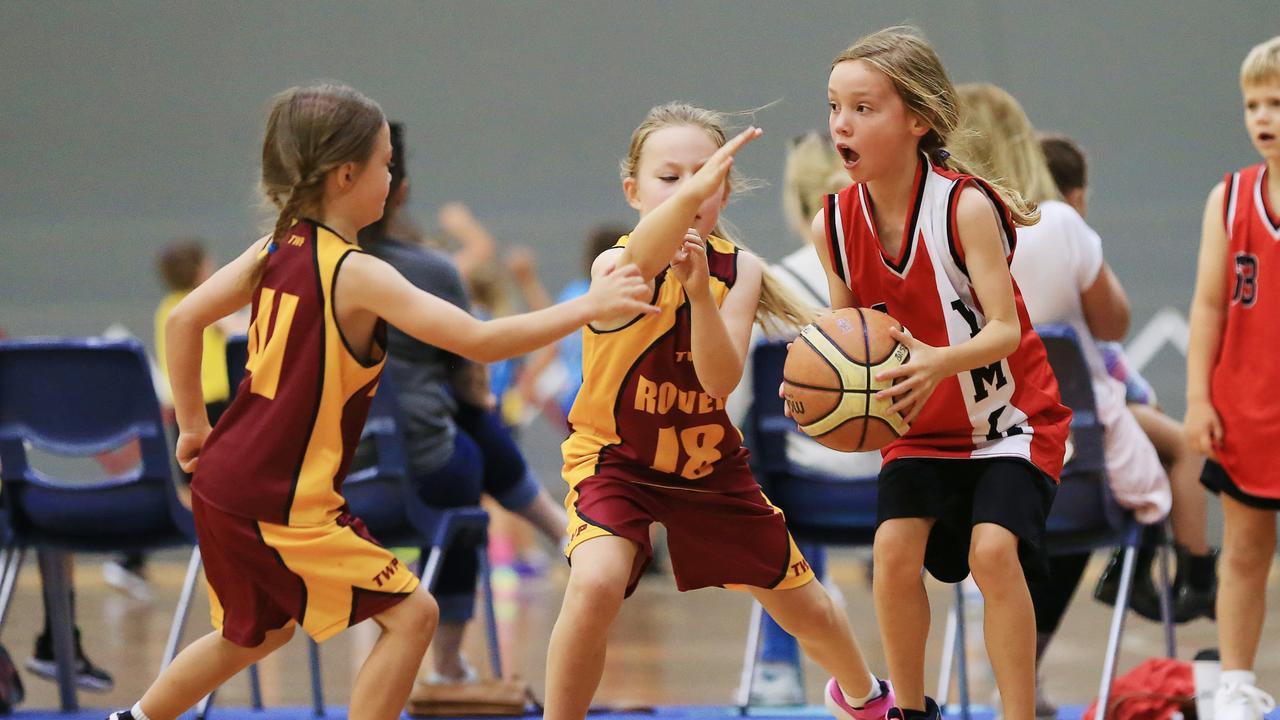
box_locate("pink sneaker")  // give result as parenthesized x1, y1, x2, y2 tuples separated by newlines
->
(825, 678, 896, 720)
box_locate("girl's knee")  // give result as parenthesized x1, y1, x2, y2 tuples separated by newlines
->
(1222, 537, 1274, 576)
(968, 533, 1021, 586)
(567, 565, 629, 608)
(380, 587, 439, 638)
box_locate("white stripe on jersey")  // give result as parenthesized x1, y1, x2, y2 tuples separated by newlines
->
(1226, 172, 1241, 238)
(920, 171, 1034, 451)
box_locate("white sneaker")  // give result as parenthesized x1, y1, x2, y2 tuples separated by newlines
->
(748, 660, 804, 706)
(102, 560, 151, 603)
(1214, 681, 1276, 720)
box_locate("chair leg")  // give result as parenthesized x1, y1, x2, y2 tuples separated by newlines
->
(248, 663, 264, 710)
(0, 546, 26, 632)
(421, 546, 445, 590)
(936, 598, 958, 707)
(953, 583, 972, 720)
(309, 638, 325, 717)
(1156, 526, 1177, 658)
(162, 547, 203, 671)
(36, 549, 78, 712)
(735, 600, 765, 710)
(477, 545, 503, 680)
(1097, 543, 1138, 720)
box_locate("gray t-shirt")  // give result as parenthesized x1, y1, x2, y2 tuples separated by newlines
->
(366, 238, 470, 476)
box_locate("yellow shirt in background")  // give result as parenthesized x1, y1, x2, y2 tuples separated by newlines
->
(155, 291, 230, 405)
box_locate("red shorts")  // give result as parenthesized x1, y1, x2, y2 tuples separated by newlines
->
(563, 463, 814, 596)
(193, 494, 419, 647)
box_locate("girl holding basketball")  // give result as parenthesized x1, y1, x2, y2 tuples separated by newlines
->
(810, 27, 1070, 720)
(544, 103, 893, 720)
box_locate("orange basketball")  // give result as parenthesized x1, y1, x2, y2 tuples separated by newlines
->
(782, 307, 911, 452)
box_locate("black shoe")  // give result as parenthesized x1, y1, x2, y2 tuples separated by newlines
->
(1094, 546, 1165, 621)
(29, 632, 114, 692)
(1126, 571, 1166, 622)
(1172, 547, 1218, 623)
(887, 697, 941, 720)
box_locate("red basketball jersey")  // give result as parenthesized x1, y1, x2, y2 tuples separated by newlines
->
(823, 156, 1070, 480)
(1210, 163, 1280, 498)
(193, 219, 386, 526)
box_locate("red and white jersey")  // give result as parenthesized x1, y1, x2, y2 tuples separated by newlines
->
(1210, 163, 1280, 498)
(823, 156, 1071, 480)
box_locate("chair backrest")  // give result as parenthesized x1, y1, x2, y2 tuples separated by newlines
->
(1036, 324, 1127, 553)
(0, 338, 193, 547)
(342, 371, 419, 543)
(746, 340, 879, 545)
(225, 333, 249, 400)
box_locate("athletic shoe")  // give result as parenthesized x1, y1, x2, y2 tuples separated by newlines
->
(1214, 680, 1275, 720)
(748, 661, 804, 706)
(825, 677, 896, 720)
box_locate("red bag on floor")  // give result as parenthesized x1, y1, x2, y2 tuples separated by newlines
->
(1084, 658, 1195, 720)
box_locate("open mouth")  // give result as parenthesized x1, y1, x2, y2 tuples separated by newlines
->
(837, 143, 860, 166)
(1260, 132, 1277, 142)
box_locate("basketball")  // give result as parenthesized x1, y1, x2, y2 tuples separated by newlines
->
(782, 307, 912, 452)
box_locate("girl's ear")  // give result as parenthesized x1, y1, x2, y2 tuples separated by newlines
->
(622, 176, 642, 211)
(908, 112, 931, 139)
(333, 161, 359, 191)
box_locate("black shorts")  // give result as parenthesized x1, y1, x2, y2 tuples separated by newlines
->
(1201, 460, 1280, 511)
(878, 457, 1057, 583)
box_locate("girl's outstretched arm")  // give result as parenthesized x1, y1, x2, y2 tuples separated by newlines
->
(340, 252, 657, 364)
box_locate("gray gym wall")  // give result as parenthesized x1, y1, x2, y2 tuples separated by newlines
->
(2, 1, 1272, 462)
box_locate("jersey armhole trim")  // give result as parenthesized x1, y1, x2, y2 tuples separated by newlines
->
(330, 250, 385, 369)
(824, 193, 847, 285)
(587, 275, 664, 334)
(1224, 172, 1240, 238)
(945, 178, 1018, 278)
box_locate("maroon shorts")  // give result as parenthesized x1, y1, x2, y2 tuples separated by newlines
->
(193, 494, 419, 647)
(563, 465, 814, 596)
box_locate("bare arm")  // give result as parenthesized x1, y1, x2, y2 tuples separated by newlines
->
(684, 245, 763, 398)
(1185, 181, 1229, 456)
(809, 210, 859, 309)
(1080, 263, 1131, 341)
(340, 252, 655, 364)
(166, 237, 268, 468)
(878, 187, 1021, 421)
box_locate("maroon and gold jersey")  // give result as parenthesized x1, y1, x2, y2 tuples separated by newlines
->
(561, 234, 755, 493)
(193, 219, 386, 526)
(1211, 163, 1280, 498)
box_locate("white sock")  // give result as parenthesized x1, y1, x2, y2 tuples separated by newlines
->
(131, 702, 151, 720)
(1220, 670, 1257, 688)
(843, 673, 883, 708)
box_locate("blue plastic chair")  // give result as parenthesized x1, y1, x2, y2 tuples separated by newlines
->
(736, 339, 880, 708)
(935, 324, 1175, 719)
(0, 337, 202, 712)
(344, 370, 502, 679)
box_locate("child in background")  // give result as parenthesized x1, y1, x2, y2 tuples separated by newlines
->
(1038, 133, 1216, 624)
(1185, 35, 1280, 720)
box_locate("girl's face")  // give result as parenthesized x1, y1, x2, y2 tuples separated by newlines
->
(346, 122, 394, 230)
(828, 59, 930, 182)
(624, 124, 728, 240)
(1244, 79, 1280, 163)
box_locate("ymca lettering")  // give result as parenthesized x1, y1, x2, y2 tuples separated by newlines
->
(950, 299, 1009, 402)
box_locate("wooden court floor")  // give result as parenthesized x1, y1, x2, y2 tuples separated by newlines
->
(6, 549, 1276, 711)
